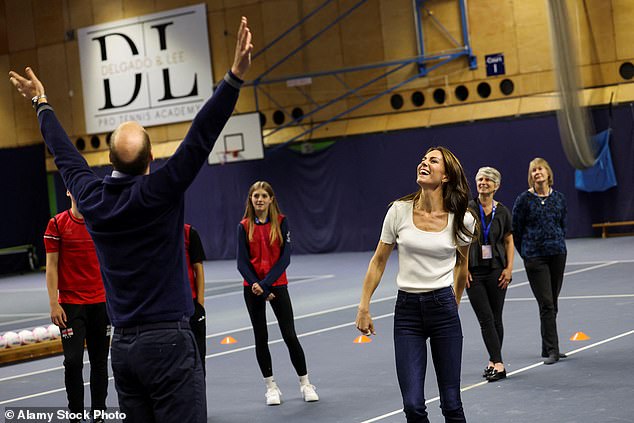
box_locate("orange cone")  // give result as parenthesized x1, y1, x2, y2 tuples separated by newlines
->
(570, 331, 590, 341)
(220, 336, 237, 345)
(353, 335, 372, 344)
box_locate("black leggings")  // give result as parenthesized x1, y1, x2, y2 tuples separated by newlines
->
(524, 254, 567, 356)
(243, 286, 307, 378)
(466, 267, 507, 363)
(60, 302, 110, 414)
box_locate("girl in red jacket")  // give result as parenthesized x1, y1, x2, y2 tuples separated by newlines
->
(237, 181, 319, 406)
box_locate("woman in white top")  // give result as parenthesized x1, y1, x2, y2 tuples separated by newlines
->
(356, 146, 476, 423)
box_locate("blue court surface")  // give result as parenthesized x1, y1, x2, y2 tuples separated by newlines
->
(1, 237, 633, 422)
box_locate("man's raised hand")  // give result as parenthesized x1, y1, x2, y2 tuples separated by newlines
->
(231, 16, 253, 80)
(8, 67, 45, 100)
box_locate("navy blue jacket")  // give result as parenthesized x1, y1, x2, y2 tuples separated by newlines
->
(512, 189, 567, 259)
(37, 72, 242, 327)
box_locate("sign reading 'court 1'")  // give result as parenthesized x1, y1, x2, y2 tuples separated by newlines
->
(485, 53, 505, 77)
(77, 3, 213, 134)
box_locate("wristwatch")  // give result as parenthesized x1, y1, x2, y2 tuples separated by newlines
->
(31, 94, 47, 109)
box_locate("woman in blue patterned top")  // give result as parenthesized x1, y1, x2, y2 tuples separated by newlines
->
(512, 158, 567, 365)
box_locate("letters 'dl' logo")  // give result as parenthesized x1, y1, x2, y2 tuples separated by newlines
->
(77, 4, 213, 134)
(93, 22, 198, 111)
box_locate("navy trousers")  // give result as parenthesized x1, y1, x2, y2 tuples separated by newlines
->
(393, 287, 466, 423)
(110, 320, 206, 423)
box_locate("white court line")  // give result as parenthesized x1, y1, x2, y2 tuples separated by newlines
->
(7, 291, 629, 385)
(359, 329, 634, 423)
(0, 312, 394, 404)
(203, 274, 335, 300)
(206, 294, 397, 339)
(0, 260, 626, 401)
(506, 293, 634, 302)
(0, 295, 398, 384)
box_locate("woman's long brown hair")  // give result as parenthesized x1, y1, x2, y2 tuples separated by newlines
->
(243, 181, 284, 246)
(395, 146, 477, 259)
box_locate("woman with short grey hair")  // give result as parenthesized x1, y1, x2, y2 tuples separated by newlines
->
(467, 166, 514, 382)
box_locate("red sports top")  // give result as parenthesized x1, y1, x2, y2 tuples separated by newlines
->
(240, 216, 288, 288)
(43, 210, 105, 304)
(184, 224, 196, 298)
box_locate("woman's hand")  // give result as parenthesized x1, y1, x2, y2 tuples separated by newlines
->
(251, 282, 264, 296)
(355, 308, 375, 336)
(498, 268, 513, 289)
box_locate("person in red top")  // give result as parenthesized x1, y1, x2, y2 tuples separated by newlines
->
(237, 181, 319, 406)
(184, 224, 207, 372)
(44, 191, 110, 423)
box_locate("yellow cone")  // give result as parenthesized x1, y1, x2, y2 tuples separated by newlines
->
(220, 336, 237, 345)
(570, 331, 590, 341)
(353, 335, 372, 344)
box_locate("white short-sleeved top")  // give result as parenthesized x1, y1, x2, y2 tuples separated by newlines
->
(380, 200, 476, 293)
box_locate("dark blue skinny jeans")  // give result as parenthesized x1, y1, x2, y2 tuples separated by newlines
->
(394, 287, 466, 423)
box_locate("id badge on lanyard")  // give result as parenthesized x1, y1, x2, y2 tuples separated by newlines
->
(479, 202, 496, 260)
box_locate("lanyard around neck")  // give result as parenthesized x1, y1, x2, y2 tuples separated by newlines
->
(479, 202, 496, 244)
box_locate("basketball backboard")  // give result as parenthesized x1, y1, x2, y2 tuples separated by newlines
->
(208, 112, 264, 165)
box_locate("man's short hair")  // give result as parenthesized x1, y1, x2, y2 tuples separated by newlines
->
(109, 129, 152, 176)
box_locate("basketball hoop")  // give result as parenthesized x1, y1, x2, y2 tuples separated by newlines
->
(216, 150, 240, 165)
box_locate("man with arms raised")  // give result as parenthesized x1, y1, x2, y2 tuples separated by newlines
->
(10, 17, 253, 423)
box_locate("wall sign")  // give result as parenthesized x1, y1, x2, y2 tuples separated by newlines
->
(77, 4, 213, 134)
(485, 53, 505, 76)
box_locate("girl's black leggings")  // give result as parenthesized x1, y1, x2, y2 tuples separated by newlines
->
(243, 285, 307, 378)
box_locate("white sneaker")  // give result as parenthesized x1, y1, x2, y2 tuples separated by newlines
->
(265, 386, 282, 405)
(300, 384, 319, 402)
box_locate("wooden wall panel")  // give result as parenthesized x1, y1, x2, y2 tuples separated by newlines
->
(9, 48, 40, 146)
(520, 70, 555, 95)
(6, 0, 36, 52)
(91, 0, 123, 25)
(385, 108, 431, 131)
(469, 0, 519, 78)
(2, 0, 634, 151)
(580, 62, 619, 88)
(146, 124, 168, 144)
(208, 11, 231, 82)
(428, 103, 475, 126)
(574, 0, 616, 65)
(65, 41, 85, 136)
(340, 0, 385, 94)
(421, 0, 462, 54)
(471, 98, 520, 121)
(380, 0, 417, 87)
(68, 0, 93, 30)
(37, 44, 73, 134)
(302, 0, 343, 72)
(122, 0, 156, 18)
(513, 0, 552, 73)
(224, 0, 259, 7)
(154, 0, 201, 12)
(300, 0, 344, 109)
(33, 0, 65, 46)
(613, 0, 634, 60)
(0, 0, 9, 54)
(0, 54, 18, 148)
(205, 0, 225, 13)
(260, 0, 303, 78)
